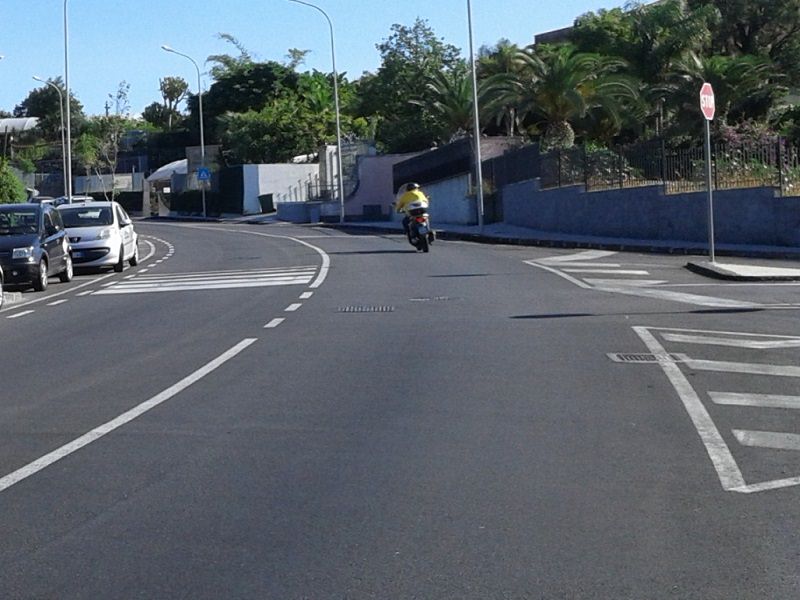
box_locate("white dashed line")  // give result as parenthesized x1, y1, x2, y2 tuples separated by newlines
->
(6, 310, 34, 319)
(77, 291, 93, 297)
(264, 318, 285, 329)
(47, 299, 69, 306)
(139, 269, 149, 273)
(299, 292, 314, 299)
(285, 303, 302, 312)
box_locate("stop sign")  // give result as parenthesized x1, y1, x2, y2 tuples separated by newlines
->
(699, 82, 715, 120)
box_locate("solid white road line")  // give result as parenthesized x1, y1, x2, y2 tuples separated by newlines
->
(0, 272, 116, 313)
(130, 266, 316, 281)
(633, 326, 746, 491)
(285, 303, 302, 312)
(6, 310, 34, 319)
(540, 262, 622, 268)
(655, 326, 800, 339)
(524, 260, 593, 289)
(264, 318, 285, 329)
(710, 392, 800, 410)
(563, 268, 650, 275)
(662, 333, 800, 349)
(0, 338, 257, 495)
(299, 292, 314, 299)
(733, 430, 800, 452)
(47, 299, 69, 306)
(685, 358, 800, 378)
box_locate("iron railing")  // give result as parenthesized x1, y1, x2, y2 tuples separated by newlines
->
(539, 138, 800, 197)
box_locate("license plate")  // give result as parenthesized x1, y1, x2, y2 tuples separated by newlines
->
(417, 225, 429, 235)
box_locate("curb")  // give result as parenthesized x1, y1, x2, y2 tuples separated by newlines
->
(685, 261, 800, 282)
(2, 291, 23, 307)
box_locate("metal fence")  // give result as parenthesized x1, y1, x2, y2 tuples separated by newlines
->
(539, 138, 800, 197)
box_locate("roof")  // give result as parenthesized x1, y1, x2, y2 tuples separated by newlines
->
(146, 158, 187, 182)
(0, 117, 40, 133)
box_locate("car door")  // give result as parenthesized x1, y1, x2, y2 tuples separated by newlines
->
(114, 204, 134, 260)
(41, 208, 66, 275)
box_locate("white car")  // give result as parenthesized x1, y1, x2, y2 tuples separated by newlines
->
(57, 201, 139, 272)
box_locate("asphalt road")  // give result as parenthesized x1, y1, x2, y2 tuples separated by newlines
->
(1, 221, 799, 599)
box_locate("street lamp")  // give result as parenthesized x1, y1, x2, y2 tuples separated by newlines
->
(288, 0, 346, 223)
(33, 76, 67, 198)
(161, 44, 207, 219)
(467, 0, 485, 231)
(63, 0, 73, 201)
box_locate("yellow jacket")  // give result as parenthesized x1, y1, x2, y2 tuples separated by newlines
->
(395, 189, 429, 214)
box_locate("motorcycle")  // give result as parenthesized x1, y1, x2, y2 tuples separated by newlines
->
(406, 206, 433, 252)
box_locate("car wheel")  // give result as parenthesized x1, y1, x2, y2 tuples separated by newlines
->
(59, 254, 74, 283)
(0, 283, 4, 310)
(129, 242, 139, 267)
(32, 259, 49, 291)
(113, 245, 125, 272)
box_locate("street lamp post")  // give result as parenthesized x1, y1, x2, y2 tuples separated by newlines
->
(161, 45, 207, 219)
(467, 0, 485, 231)
(288, 0, 346, 223)
(63, 0, 73, 201)
(33, 76, 67, 199)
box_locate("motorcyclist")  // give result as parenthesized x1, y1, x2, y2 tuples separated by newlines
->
(394, 182, 433, 243)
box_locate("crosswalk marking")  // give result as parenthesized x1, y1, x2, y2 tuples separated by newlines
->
(562, 268, 650, 275)
(662, 333, 800, 349)
(685, 358, 800, 378)
(584, 279, 667, 287)
(94, 266, 316, 295)
(537, 250, 618, 263)
(634, 325, 800, 493)
(733, 430, 800, 452)
(710, 392, 800, 410)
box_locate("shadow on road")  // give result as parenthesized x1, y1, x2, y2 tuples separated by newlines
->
(328, 250, 417, 255)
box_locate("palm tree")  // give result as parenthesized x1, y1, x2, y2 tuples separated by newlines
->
(478, 39, 524, 135)
(663, 51, 784, 135)
(508, 45, 640, 150)
(409, 68, 512, 143)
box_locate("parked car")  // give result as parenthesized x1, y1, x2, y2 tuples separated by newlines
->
(0, 203, 73, 291)
(53, 195, 94, 206)
(57, 201, 139, 272)
(0, 265, 5, 309)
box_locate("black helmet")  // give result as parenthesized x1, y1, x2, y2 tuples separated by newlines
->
(407, 182, 420, 191)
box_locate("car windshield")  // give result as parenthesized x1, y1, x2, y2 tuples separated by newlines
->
(60, 207, 113, 227)
(0, 208, 39, 235)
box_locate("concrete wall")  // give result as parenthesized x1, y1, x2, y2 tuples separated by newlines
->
(345, 153, 419, 220)
(390, 174, 478, 226)
(242, 164, 318, 214)
(503, 180, 800, 247)
(75, 173, 145, 194)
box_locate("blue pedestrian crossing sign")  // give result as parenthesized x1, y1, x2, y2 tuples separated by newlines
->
(197, 167, 211, 181)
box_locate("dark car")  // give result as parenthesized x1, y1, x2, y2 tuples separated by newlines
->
(0, 203, 73, 291)
(0, 265, 4, 309)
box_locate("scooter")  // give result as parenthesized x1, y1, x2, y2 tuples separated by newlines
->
(406, 207, 434, 252)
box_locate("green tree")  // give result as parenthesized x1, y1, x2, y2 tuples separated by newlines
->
(355, 19, 465, 152)
(13, 77, 85, 142)
(160, 76, 189, 130)
(0, 158, 26, 203)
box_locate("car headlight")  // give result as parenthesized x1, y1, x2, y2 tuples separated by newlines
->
(12, 246, 34, 260)
(95, 228, 114, 240)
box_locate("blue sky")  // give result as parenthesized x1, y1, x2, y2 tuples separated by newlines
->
(1, 0, 627, 117)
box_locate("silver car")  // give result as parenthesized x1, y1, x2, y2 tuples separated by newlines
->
(57, 201, 139, 272)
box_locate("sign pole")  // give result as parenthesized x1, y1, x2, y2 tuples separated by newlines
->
(704, 118, 715, 263)
(699, 82, 716, 263)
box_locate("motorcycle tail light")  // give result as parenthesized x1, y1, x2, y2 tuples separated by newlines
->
(415, 216, 426, 223)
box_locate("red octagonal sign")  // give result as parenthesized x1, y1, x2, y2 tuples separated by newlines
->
(699, 82, 715, 121)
